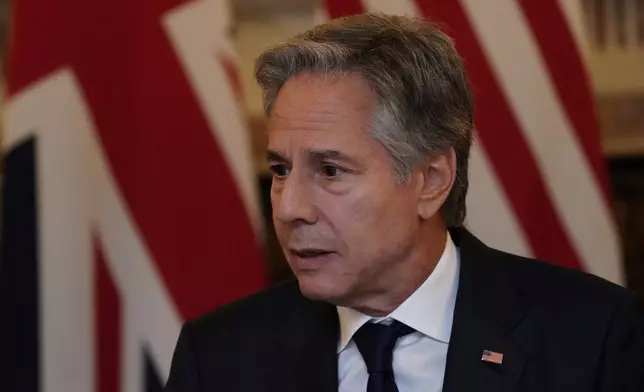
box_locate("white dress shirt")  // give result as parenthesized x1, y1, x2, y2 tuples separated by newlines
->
(336, 233, 460, 392)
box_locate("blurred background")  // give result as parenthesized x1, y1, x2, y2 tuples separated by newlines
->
(0, 0, 642, 391)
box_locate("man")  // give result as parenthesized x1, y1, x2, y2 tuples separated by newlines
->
(165, 13, 644, 392)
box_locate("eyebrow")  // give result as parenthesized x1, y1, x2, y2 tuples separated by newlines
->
(306, 149, 361, 168)
(266, 148, 363, 169)
(266, 150, 289, 164)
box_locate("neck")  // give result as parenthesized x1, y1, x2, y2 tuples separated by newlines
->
(349, 222, 448, 317)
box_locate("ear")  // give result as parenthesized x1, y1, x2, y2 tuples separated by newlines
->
(416, 148, 457, 221)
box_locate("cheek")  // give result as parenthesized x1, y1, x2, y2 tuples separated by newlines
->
(324, 186, 415, 251)
(270, 191, 286, 235)
(270, 190, 278, 218)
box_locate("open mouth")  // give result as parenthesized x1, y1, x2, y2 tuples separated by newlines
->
(291, 249, 333, 258)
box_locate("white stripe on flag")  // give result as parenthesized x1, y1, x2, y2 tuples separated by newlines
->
(313, 5, 330, 24)
(362, 0, 420, 17)
(556, 0, 591, 63)
(458, 0, 622, 283)
(122, 308, 143, 392)
(466, 142, 533, 258)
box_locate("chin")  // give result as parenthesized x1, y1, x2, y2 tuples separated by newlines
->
(296, 274, 347, 304)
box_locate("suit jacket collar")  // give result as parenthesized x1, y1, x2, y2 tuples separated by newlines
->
(272, 228, 535, 392)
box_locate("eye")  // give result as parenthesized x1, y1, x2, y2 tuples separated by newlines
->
(269, 164, 290, 179)
(320, 164, 344, 179)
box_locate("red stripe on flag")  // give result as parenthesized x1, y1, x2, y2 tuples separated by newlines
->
(413, 0, 583, 269)
(517, 0, 613, 206)
(7, 0, 266, 321)
(95, 240, 121, 392)
(324, 0, 365, 17)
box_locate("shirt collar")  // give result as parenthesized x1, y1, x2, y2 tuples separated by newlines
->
(336, 232, 460, 353)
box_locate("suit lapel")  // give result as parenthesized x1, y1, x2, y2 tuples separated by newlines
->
(443, 229, 535, 392)
(270, 290, 339, 392)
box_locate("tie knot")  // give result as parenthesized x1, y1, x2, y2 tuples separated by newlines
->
(352, 320, 415, 376)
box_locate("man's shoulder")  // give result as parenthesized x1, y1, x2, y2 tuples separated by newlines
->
(491, 247, 637, 317)
(186, 279, 305, 338)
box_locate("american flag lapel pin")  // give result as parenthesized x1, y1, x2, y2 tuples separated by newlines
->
(481, 349, 504, 365)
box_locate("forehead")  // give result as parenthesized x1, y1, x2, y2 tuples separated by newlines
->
(267, 73, 379, 153)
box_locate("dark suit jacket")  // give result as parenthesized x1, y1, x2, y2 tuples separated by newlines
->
(164, 229, 644, 391)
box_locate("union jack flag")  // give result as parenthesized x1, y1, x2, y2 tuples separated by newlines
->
(0, 0, 265, 391)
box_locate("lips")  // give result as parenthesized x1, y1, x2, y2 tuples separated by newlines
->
(289, 248, 337, 270)
(291, 248, 333, 258)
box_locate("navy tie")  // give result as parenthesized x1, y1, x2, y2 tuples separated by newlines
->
(352, 320, 415, 392)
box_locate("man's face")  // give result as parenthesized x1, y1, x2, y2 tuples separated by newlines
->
(267, 73, 423, 306)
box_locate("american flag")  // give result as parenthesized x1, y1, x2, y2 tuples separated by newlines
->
(481, 349, 504, 365)
(0, 0, 622, 391)
(322, 0, 621, 282)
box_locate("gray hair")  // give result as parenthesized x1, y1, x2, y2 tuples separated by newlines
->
(255, 13, 474, 228)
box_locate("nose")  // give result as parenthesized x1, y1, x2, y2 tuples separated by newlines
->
(273, 172, 318, 225)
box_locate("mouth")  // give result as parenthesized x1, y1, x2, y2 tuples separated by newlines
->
(290, 248, 334, 258)
(289, 248, 336, 270)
